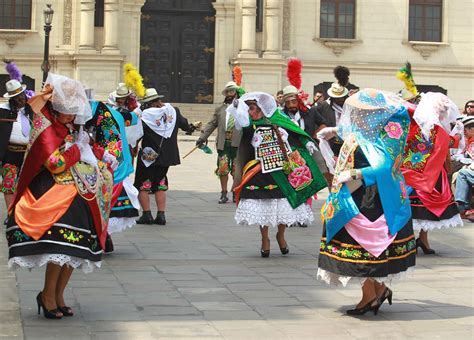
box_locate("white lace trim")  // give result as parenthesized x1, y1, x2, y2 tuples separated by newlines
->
(413, 214, 463, 231)
(8, 254, 101, 274)
(316, 267, 415, 287)
(107, 217, 137, 234)
(235, 198, 314, 227)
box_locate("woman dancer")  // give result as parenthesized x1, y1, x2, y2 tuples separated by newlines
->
(317, 89, 415, 315)
(230, 92, 326, 257)
(401, 93, 463, 254)
(6, 74, 114, 319)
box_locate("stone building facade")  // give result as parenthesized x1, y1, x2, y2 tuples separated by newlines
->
(0, 0, 472, 106)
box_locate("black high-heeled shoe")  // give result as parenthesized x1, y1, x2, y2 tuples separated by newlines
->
(346, 298, 381, 316)
(57, 305, 74, 316)
(36, 292, 62, 319)
(416, 238, 436, 255)
(276, 232, 289, 255)
(260, 238, 270, 258)
(378, 287, 393, 306)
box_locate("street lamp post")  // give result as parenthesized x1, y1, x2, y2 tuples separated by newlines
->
(41, 4, 54, 84)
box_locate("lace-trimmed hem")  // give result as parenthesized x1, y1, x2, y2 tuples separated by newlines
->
(413, 214, 463, 231)
(235, 198, 314, 227)
(108, 217, 137, 234)
(8, 254, 101, 274)
(316, 267, 414, 287)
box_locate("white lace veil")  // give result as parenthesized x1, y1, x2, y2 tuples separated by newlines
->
(46, 73, 92, 125)
(414, 92, 460, 139)
(226, 91, 277, 129)
(338, 89, 403, 144)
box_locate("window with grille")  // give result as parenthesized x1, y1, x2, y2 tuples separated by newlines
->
(409, 0, 442, 42)
(256, 0, 264, 33)
(0, 0, 32, 30)
(95, 0, 104, 27)
(320, 0, 355, 39)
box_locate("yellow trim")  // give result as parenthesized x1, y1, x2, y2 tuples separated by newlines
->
(242, 160, 259, 176)
(320, 249, 416, 264)
(321, 235, 415, 249)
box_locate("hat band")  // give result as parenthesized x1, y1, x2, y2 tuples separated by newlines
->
(8, 87, 23, 95)
(331, 88, 345, 96)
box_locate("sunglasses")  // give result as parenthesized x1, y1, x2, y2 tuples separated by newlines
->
(467, 105, 474, 109)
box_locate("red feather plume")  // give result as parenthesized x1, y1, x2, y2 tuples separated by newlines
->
(287, 58, 302, 90)
(232, 65, 242, 86)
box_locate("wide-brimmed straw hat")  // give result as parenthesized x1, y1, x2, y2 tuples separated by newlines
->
(327, 82, 349, 98)
(3, 79, 27, 99)
(282, 85, 299, 101)
(112, 83, 132, 98)
(140, 88, 164, 103)
(222, 81, 239, 95)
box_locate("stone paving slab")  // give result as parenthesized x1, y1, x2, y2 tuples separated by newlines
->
(1, 141, 473, 339)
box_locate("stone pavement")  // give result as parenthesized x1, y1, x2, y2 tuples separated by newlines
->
(1, 140, 473, 339)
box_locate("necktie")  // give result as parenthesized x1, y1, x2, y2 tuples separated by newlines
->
(227, 113, 235, 131)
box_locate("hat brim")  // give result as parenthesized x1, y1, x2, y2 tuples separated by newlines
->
(3, 84, 27, 99)
(140, 94, 164, 103)
(222, 86, 239, 96)
(112, 90, 132, 98)
(327, 87, 349, 98)
(282, 93, 298, 101)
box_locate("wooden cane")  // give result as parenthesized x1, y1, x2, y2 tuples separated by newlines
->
(182, 145, 199, 159)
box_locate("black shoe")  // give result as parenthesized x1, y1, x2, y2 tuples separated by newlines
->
(346, 298, 380, 316)
(276, 231, 289, 255)
(218, 191, 228, 204)
(104, 234, 114, 253)
(136, 211, 154, 225)
(416, 238, 436, 255)
(36, 292, 62, 319)
(298, 223, 308, 228)
(378, 287, 393, 307)
(154, 211, 166, 225)
(260, 238, 270, 258)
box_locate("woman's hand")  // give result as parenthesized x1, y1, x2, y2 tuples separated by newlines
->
(316, 127, 337, 141)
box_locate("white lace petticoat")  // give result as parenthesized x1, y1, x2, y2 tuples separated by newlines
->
(413, 214, 463, 231)
(235, 198, 314, 227)
(108, 217, 137, 234)
(317, 267, 414, 287)
(8, 254, 101, 274)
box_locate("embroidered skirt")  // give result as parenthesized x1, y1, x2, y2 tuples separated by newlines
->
(108, 178, 139, 234)
(1, 147, 26, 194)
(318, 186, 416, 286)
(6, 171, 102, 273)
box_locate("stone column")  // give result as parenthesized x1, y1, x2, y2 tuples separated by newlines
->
(79, 0, 95, 50)
(238, 0, 258, 58)
(263, 0, 282, 58)
(103, 0, 119, 52)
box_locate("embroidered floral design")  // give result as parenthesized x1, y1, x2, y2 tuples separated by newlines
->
(384, 122, 403, 139)
(1, 163, 19, 193)
(320, 237, 416, 262)
(141, 180, 152, 190)
(402, 125, 436, 173)
(59, 229, 83, 243)
(158, 178, 168, 191)
(33, 117, 43, 129)
(13, 230, 29, 242)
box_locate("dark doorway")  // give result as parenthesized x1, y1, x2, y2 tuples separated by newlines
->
(140, 0, 215, 103)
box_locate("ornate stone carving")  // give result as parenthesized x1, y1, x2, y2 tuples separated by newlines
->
(0, 31, 29, 48)
(282, 0, 290, 51)
(410, 42, 443, 60)
(63, 0, 73, 45)
(317, 38, 361, 56)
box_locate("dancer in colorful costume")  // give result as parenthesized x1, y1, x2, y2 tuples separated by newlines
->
(317, 89, 415, 315)
(6, 74, 114, 319)
(86, 100, 139, 238)
(401, 92, 463, 254)
(230, 92, 327, 257)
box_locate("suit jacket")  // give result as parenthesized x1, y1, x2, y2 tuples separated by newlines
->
(0, 103, 33, 160)
(199, 103, 242, 150)
(315, 101, 336, 127)
(283, 107, 328, 138)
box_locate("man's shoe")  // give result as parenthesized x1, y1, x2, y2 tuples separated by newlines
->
(154, 211, 166, 225)
(136, 211, 154, 225)
(218, 191, 228, 204)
